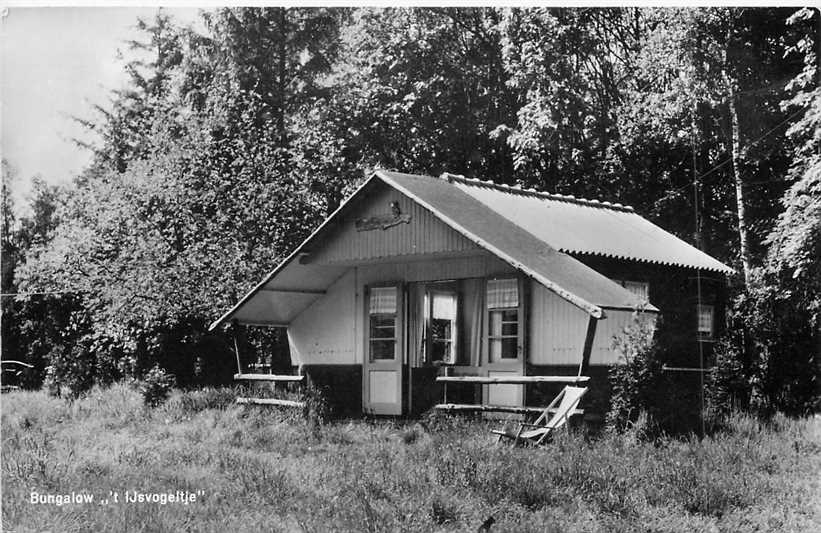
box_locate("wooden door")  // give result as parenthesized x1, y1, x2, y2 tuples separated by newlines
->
(483, 277, 526, 406)
(363, 285, 404, 415)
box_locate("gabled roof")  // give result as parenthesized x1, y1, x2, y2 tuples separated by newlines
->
(444, 173, 734, 274)
(210, 169, 733, 329)
(373, 171, 652, 318)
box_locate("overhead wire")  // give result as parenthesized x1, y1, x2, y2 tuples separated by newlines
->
(691, 115, 707, 438)
(665, 106, 807, 197)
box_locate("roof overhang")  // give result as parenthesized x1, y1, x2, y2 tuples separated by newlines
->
(210, 170, 661, 330)
(208, 176, 379, 330)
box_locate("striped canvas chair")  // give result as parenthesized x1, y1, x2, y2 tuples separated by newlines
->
(491, 385, 588, 446)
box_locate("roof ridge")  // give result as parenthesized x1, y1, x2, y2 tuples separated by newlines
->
(439, 172, 635, 213)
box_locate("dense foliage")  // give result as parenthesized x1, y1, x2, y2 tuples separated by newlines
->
(606, 321, 665, 435)
(1, 8, 818, 411)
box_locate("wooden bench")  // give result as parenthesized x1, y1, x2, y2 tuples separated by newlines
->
(434, 374, 589, 416)
(234, 373, 304, 382)
(436, 376, 589, 384)
(234, 373, 306, 408)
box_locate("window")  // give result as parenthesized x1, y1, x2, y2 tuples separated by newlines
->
(369, 287, 397, 360)
(697, 304, 714, 341)
(623, 281, 649, 303)
(487, 279, 520, 362)
(426, 291, 457, 364)
(612, 279, 650, 304)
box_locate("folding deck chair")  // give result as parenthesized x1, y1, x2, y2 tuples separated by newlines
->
(491, 385, 588, 446)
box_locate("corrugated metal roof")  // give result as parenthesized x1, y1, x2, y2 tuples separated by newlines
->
(213, 168, 731, 329)
(443, 174, 734, 274)
(375, 170, 656, 317)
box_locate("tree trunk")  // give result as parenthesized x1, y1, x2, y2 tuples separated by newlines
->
(723, 18, 752, 285)
(728, 86, 751, 283)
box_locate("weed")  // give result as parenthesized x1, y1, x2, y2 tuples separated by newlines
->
(2, 386, 819, 532)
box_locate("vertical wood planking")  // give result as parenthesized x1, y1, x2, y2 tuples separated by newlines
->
(288, 269, 357, 365)
(311, 186, 479, 264)
(528, 281, 589, 365)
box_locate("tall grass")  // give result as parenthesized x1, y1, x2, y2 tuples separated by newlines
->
(3, 383, 819, 532)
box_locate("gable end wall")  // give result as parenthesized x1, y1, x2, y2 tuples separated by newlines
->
(310, 184, 479, 264)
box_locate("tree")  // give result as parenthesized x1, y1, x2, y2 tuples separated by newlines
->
(499, 8, 642, 193)
(18, 8, 350, 387)
(328, 8, 518, 182)
(1, 161, 77, 388)
(613, 8, 809, 278)
(710, 8, 820, 415)
(1, 159, 18, 294)
(74, 11, 185, 175)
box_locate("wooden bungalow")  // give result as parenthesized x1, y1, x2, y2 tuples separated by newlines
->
(210, 170, 733, 418)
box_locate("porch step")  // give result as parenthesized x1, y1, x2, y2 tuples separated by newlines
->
(434, 403, 584, 416)
(236, 397, 305, 408)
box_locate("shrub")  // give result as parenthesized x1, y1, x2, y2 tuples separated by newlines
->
(707, 334, 752, 415)
(45, 343, 96, 398)
(139, 365, 175, 407)
(303, 383, 333, 425)
(716, 286, 818, 416)
(606, 320, 665, 435)
(42, 365, 60, 397)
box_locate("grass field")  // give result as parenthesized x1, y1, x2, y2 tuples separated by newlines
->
(2, 384, 819, 532)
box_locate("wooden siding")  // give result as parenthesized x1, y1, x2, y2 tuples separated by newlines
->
(288, 254, 514, 367)
(288, 269, 357, 365)
(356, 254, 516, 367)
(356, 253, 514, 286)
(528, 281, 655, 366)
(590, 309, 656, 365)
(310, 185, 479, 264)
(529, 282, 589, 365)
(289, 265, 654, 368)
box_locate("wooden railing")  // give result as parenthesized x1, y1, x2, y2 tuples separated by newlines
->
(233, 373, 305, 407)
(234, 373, 304, 382)
(436, 376, 589, 384)
(434, 374, 589, 415)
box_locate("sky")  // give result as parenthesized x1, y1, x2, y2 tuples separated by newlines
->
(1, 6, 201, 210)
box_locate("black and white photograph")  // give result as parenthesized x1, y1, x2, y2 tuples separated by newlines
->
(1, 2, 819, 531)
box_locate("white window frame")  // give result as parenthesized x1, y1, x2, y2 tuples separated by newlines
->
(612, 279, 650, 304)
(487, 278, 521, 363)
(424, 288, 459, 365)
(697, 304, 715, 341)
(367, 285, 399, 361)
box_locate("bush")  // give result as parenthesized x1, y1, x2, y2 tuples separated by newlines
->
(303, 383, 333, 425)
(606, 320, 665, 435)
(45, 343, 96, 398)
(707, 334, 753, 415)
(716, 286, 819, 416)
(139, 365, 175, 407)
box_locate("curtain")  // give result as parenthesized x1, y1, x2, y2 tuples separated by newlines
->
(487, 278, 519, 309)
(406, 283, 426, 367)
(369, 286, 397, 314)
(432, 293, 457, 320)
(460, 278, 484, 367)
